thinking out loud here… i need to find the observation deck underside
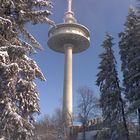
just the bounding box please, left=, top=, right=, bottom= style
left=48, top=23, right=90, bottom=53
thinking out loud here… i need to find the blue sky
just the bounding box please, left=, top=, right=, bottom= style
left=27, top=0, right=136, bottom=118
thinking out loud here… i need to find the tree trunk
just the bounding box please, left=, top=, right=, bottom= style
left=138, top=109, right=140, bottom=126
left=120, top=97, right=130, bottom=140
left=138, top=108, right=140, bottom=135
left=83, top=124, right=86, bottom=140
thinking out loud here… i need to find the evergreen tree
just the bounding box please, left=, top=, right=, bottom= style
left=0, top=0, right=54, bottom=139
left=96, top=33, right=129, bottom=140
left=119, top=7, right=140, bottom=127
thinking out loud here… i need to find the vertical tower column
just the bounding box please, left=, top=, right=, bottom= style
left=63, top=44, right=73, bottom=126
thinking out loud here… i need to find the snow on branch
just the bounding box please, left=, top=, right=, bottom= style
left=18, top=39, right=36, bottom=53
left=27, top=10, right=52, bottom=17
left=20, top=27, right=42, bottom=49
left=31, top=15, right=55, bottom=25
left=127, top=100, right=140, bottom=114
left=0, top=17, right=12, bottom=25
left=33, top=0, right=53, bottom=8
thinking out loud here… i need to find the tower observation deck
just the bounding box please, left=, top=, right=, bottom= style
left=48, top=0, right=90, bottom=126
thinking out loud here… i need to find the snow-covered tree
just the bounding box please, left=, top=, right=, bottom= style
left=119, top=7, right=140, bottom=127
left=96, top=33, right=129, bottom=140
left=0, top=0, right=54, bottom=139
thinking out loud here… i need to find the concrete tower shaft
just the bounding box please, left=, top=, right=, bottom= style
left=63, top=44, right=73, bottom=125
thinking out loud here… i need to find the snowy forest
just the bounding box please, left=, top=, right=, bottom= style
left=0, top=0, right=140, bottom=140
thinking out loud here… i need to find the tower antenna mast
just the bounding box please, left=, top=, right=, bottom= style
left=68, top=0, right=72, bottom=12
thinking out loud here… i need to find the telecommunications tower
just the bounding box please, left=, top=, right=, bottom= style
left=48, top=0, right=90, bottom=126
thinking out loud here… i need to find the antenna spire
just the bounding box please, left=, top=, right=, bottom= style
left=68, top=0, right=72, bottom=12
left=64, top=0, right=76, bottom=23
